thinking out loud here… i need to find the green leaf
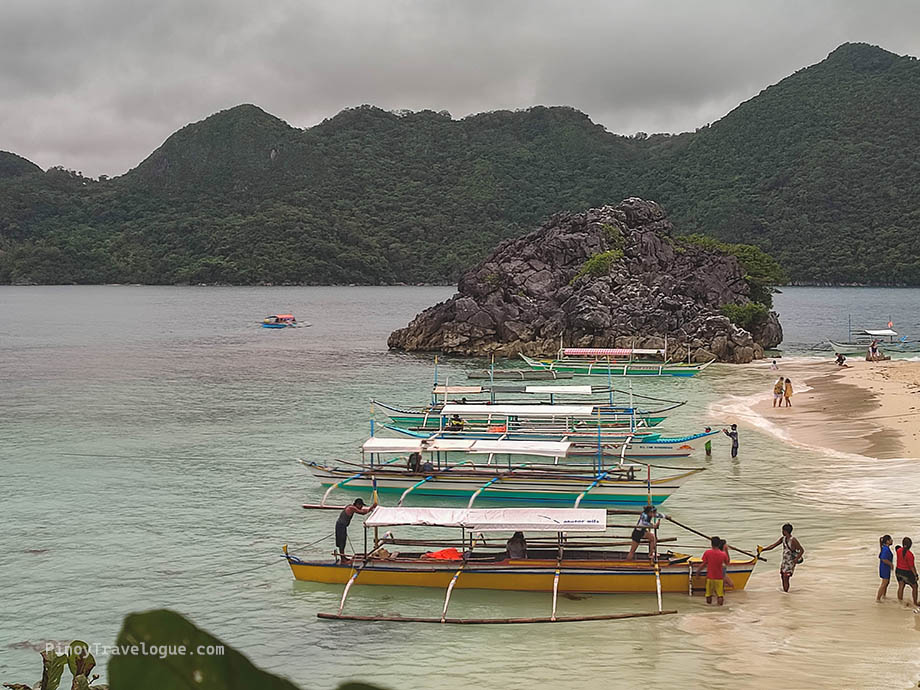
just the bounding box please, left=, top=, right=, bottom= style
left=71, top=676, right=91, bottom=690
left=40, top=649, right=68, bottom=690
left=108, top=610, right=301, bottom=690
left=66, top=641, right=94, bottom=679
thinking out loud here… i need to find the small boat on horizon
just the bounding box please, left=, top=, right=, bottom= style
left=261, top=314, right=304, bottom=328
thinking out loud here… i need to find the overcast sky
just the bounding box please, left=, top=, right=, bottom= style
left=2, top=0, right=919, bottom=177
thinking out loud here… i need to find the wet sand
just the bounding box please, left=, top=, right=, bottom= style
left=745, top=358, right=920, bottom=459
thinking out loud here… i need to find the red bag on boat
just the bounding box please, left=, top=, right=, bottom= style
left=421, top=548, right=463, bottom=560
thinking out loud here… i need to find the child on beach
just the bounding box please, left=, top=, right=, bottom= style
left=877, top=535, right=894, bottom=602
left=696, top=536, right=731, bottom=605
left=895, top=537, right=919, bottom=608
left=773, top=377, right=784, bottom=407
left=720, top=538, right=735, bottom=590
left=783, top=378, right=793, bottom=407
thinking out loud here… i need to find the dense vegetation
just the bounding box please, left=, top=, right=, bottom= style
left=1, top=42, right=919, bottom=285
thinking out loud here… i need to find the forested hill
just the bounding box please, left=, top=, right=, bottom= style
left=2, top=42, right=919, bottom=285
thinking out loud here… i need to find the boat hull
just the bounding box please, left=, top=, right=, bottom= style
left=287, top=557, right=754, bottom=593
left=309, top=465, right=701, bottom=505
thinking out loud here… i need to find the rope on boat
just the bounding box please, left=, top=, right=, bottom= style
left=212, top=533, right=336, bottom=578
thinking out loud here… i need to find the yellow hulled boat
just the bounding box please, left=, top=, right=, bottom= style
left=285, top=506, right=759, bottom=623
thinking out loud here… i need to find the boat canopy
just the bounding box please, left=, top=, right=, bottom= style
left=440, top=403, right=596, bottom=417
left=432, top=385, right=484, bottom=394
left=522, top=385, right=594, bottom=395
left=361, top=437, right=571, bottom=457
left=562, top=348, right=664, bottom=357
left=862, top=329, right=897, bottom=337
left=365, top=506, right=606, bottom=532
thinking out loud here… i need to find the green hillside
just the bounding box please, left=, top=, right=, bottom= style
left=2, top=42, right=919, bottom=285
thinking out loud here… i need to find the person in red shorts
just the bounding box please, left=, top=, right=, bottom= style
left=696, top=536, right=731, bottom=605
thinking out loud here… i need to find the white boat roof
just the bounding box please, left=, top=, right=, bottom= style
left=522, top=385, right=594, bottom=395
left=862, top=329, right=898, bottom=337
left=361, top=437, right=570, bottom=457
left=440, top=403, right=596, bottom=417
left=432, top=385, right=484, bottom=394
left=562, top=347, right=664, bottom=356
left=365, top=506, right=607, bottom=532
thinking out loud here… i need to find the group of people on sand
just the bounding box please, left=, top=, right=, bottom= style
left=878, top=535, right=919, bottom=608
left=772, top=376, right=794, bottom=407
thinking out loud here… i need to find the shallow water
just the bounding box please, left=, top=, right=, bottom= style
left=1, top=286, right=918, bottom=690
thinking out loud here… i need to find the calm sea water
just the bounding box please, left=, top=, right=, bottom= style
left=1, top=286, right=918, bottom=690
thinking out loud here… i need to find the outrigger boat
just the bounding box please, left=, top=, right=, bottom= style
left=375, top=385, right=685, bottom=431
left=261, top=314, right=301, bottom=328
left=520, top=348, right=715, bottom=377
left=377, top=401, right=671, bottom=431
left=826, top=329, right=920, bottom=355
left=284, top=506, right=761, bottom=624
left=304, top=437, right=705, bottom=506
left=388, top=423, right=717, bottom=458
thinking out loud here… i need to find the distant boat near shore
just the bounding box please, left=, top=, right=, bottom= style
left=261, top=314, right=309, bottom=328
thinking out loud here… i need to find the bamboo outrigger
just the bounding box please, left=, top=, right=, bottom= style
left=285, top=507, right=760, bottom=624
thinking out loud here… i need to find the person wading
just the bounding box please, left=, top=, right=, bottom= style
left=760, top=523, right=804, bottom=592
left=335, top=498, right=375, bottom=563
left=722, top=424, right=739, bottom=458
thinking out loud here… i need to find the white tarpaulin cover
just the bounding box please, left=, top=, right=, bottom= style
left=362, top=437, right=570, bottom=457
left=432, top=385, right=483, bottom=394
left=466, top=440, right=571, bottom=457
left=522, top=385, right=594, bottom=395
left=440, top=404, right=596, bottom=417
left=362, top=438, right=476, bottom=454
left=863, top=329, right=898, bottom=337
left=365, top=506, right=606, bottom=532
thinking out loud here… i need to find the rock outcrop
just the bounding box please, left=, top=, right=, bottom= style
left=388, top=198, right=782, bottom=363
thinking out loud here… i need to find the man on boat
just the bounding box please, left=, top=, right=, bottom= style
left=696, top=536, right=731, bottom=605
left=506, top=532, right=527, bottom=559
left=335, top=498, right=375, bottom=563
left=627, top=505, right=662, bottom=560
left=722, top=424, right=739, bottom=457
left=447, top=414, right=464, bottom=431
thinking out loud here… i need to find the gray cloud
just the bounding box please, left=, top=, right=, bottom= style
left=2, top=0, right=920, bottom=177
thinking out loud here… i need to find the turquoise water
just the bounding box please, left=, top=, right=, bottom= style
left=1, top=286, right=919, bottom=689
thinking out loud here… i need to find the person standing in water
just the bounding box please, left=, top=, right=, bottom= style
left=722, top=424, right=739, bottom=457
left=877, top=534, right=894, bottom=602
left=895, top=537, right=919, bottom=608
left=760, top=523, right=804, bottom=592
left=335, top=498, right=375, bottom=563
left=772, top=377, right=785, bottom=408
left=696, top=536, right=731, bottom=605
left=783, top=378, right=794, bottom=407
left=704, top=427, right=712, bottom=458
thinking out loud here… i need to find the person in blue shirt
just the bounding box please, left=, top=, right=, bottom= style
left=877, top=534, right=894, bottom=602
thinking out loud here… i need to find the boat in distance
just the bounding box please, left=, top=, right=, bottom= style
left=520, top=349, right=714, bottom=377
left=261, top=314, right=303, bottom=328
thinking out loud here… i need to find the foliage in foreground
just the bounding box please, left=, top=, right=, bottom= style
left=4, top=610, right=381, bottom=690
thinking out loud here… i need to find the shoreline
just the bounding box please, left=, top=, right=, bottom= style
left=728, top=357, right=920, bottom=459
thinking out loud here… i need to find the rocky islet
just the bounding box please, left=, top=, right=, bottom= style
left=388, top=198, right=782, bottom=363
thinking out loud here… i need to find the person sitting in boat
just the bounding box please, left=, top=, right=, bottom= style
left=420, top=458, right=434, bottom=473
left=335, top=498, right=375, bottom=563
left=407, top=452, right=422, bottom=472
left=446, top=414, right=464, bottom=431
left=626, top=505, right=662, bottom=560
left=506, top=531, right=527, bottom=559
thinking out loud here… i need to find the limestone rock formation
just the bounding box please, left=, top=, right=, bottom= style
left=388, top=198, right=782, bottom=363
